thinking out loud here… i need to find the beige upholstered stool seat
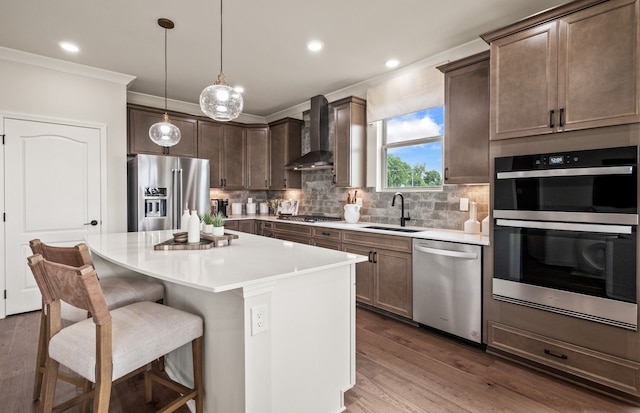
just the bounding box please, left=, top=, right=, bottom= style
left=61, top=277, right=165, bottom=324
left=50, top=301, right=202, bottom=382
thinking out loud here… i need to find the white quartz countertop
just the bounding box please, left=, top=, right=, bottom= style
left=85, top=230, right=367, bottom=293
left=226, top=215, right=490, bottom=246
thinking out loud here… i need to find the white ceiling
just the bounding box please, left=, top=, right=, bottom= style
left=0, top=0, right=570, bottom=119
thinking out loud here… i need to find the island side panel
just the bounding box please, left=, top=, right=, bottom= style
left=269, top=264, right=354, bottom=413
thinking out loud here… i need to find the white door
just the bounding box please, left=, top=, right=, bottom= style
left=4, top=117, right=102, bottom=315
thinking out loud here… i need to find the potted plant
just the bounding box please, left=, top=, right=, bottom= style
left=202, top=212, right=215, bottom=234
left=211, top=212, right=225, bottom=236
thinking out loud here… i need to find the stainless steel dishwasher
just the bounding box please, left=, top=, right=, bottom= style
left=412, top=238, right=482, bottom=343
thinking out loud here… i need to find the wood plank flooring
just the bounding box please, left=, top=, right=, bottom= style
left=1, top=307, right=639, bottom=412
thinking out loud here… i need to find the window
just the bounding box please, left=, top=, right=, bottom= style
left=382, top=106, right=443, bottom=190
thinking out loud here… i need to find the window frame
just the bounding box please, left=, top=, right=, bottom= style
left=380, top=107, right=444, bottom=192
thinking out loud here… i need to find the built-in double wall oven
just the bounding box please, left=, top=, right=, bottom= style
left=493, top=146, right=638, bottom=330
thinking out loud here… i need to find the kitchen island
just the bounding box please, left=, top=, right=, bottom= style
left=85, top=230, right=367, bottom=413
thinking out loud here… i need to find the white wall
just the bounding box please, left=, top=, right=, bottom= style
left=0, top=48, right=134, bottom=233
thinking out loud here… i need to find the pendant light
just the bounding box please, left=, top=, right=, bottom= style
left=199, top=0, right=244, bottom=121
left=149, top=18, right=181, bottom=147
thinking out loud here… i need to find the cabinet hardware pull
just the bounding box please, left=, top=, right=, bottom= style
left=321, top=232, right=331, bottom=236
left=549, top=109, right=555, bottom=128
left=373, top=251, right=378, bottom=264
left=559, top=108, right=565, bottom=127
left=368, top=251, right=373, bottom=262
left=544, top=348, right=568, bottom=360
left=283, top=178, right=287, bottom=188
left=444, top=168, right=449, bottom=180
left=220, top=178, right=224, bottom=187
left=332, top=174, right=336, bottom=184
left=265, top=179, right=268, bottom=187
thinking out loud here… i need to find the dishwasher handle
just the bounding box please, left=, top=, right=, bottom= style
left=414, top=244, right=478, bottom=260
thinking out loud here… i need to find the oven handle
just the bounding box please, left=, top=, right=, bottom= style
left=496, top=165, right=634, bottom=180
left=496, top=219, right=633, bottom=234
left=414, top=244, right=478, bottom=260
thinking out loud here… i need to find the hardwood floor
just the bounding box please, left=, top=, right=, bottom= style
left=1, top=307, right=639, bottom=412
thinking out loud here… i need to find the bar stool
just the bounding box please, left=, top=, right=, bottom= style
left=27, top=253, right=203, bottom=413
left=29, top=239, right=165, bottom=400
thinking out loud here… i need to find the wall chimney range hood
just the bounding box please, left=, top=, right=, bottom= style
left=285, top=95, right=333, bottom=170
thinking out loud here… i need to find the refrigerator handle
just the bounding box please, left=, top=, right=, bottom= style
left=173, top=168, right=183, bottom=230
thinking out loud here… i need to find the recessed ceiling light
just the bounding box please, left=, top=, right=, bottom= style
left=59, top=41, right=80, bottom=53
left=385, top=59, right=399, bottom=68
left=307, top=40, right=324, bottom=52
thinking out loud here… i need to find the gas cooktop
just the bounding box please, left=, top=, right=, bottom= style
left=277, top=214, right=342, bottom=223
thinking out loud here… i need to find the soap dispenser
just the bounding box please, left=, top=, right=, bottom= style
left=464, top=202, right=480, bottom=234
left=188, top=209, right=200, bottom=243
left=181, top=204, right=190, bottom=231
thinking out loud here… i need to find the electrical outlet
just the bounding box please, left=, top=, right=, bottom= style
left=251, top=305, right=268, bottom=336
left=459, top=197, right=469, bottom=212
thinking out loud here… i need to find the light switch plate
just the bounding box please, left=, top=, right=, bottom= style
left=460, top=198, right=469, bottom=212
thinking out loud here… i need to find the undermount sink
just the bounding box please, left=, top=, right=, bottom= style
left=363, top=225, right=423, bottom=233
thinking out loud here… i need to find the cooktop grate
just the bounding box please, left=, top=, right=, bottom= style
left=277, top=214, right=342, bottom=223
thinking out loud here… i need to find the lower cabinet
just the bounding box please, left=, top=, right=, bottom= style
left=488, top=322, right=640, bottom=396
left=272, top=222, right=312, bottom=244
left=224, top=219, right=255, bottom=234
left=342, top=231, right=413, bottom=319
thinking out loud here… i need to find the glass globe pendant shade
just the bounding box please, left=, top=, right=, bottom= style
left=200, top=72, right=244, bottom=121
left=149, top=113, right=181, bottom=147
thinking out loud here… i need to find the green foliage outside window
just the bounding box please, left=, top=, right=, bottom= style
left=387, top=154, right=442, bottom=188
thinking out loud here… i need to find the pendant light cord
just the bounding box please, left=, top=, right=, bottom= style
left=219, top=0, right=223, bottom=74
left=164, top=27, right=168, bottom=112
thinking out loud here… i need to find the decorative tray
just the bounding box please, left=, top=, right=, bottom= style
left=153, top=232, right=239, bottom=250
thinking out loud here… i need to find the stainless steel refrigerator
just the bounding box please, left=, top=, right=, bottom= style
left=128, top=154, right=210, bottom=231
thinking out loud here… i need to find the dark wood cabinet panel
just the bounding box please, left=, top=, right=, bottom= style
left=198, top=120, right=245, bottom=189
left=269, top=118, right=302, bottom=190
left=438, top=51, right=490, bottom=184
left=343, top=230, right=412, bottom=318
left=128, top=106, right=198, bottom=157
left=246, top=126, right=269, bottom=190
left=489, top=23, right=558, bottom=139
left=332, top=97, right=366, bottom=188
left=484, top=0, right=640, bottom=140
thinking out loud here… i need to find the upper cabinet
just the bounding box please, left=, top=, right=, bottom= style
left=332, top=97, right=366, bottom=188
left=198, top=120, right=246, bottom=190
left=437, top=51, right=490, bottom=184
left=482, top=0, right=640, bottom=140
left=128, top=105, right=198, bottom=157
left=245, top=125, right=270, bottom=190
left=269, top=118, right=303, bottom=190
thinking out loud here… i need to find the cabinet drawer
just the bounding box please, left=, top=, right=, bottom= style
left=273, top=222, right=312, bottom=236
left=488, top=322, right=640, bottom=395
left=342, top=230, right=412, bottom=253
left=312, top=227, right=342, bottom=241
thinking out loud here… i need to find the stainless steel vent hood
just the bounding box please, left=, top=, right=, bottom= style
left=285, top=95, right=333, bottom=170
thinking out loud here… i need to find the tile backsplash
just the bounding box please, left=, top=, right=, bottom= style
left=211, top=169, right=489, bottom=231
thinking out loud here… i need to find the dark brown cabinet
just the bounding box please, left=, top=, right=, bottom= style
left=483, top=0, right=640, bottom=140
left=332, top=97, right=366, bottom=188
left=127, top=105, right=198, bottom=157
left=269, top=118, right=302, bottom=190
left=245, top=126, right=270, bottom=190
left=342, top=230, right=412, bottom=319
left=198, top=121, right=246, bottom=189
left=437, top=51, right=490, bottom=184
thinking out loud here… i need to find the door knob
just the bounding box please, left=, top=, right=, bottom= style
left=84, top=220, right=99, bottom=226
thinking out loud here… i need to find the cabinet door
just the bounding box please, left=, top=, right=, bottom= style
left=238, top=220, right=255, bottom=234
left=558, top=0, right=640, bottom=131
left=269, top=120, right=302, bottom=190
left=197, top=121, right=223, bottom=187
left=333, top=98, right=366, bottom=188
left=343, top=243, right=374, bottom=305
left=222, top=124, right=246, bottom=189
left=441, top=53, right=490, bottom=184
left=490, top=22, right=558, bottom=140
left=374, top=248, right=413, bottom=318
left=246, top=126, right=269, bottom=190
left=128, top=106, right=198, bottom=156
